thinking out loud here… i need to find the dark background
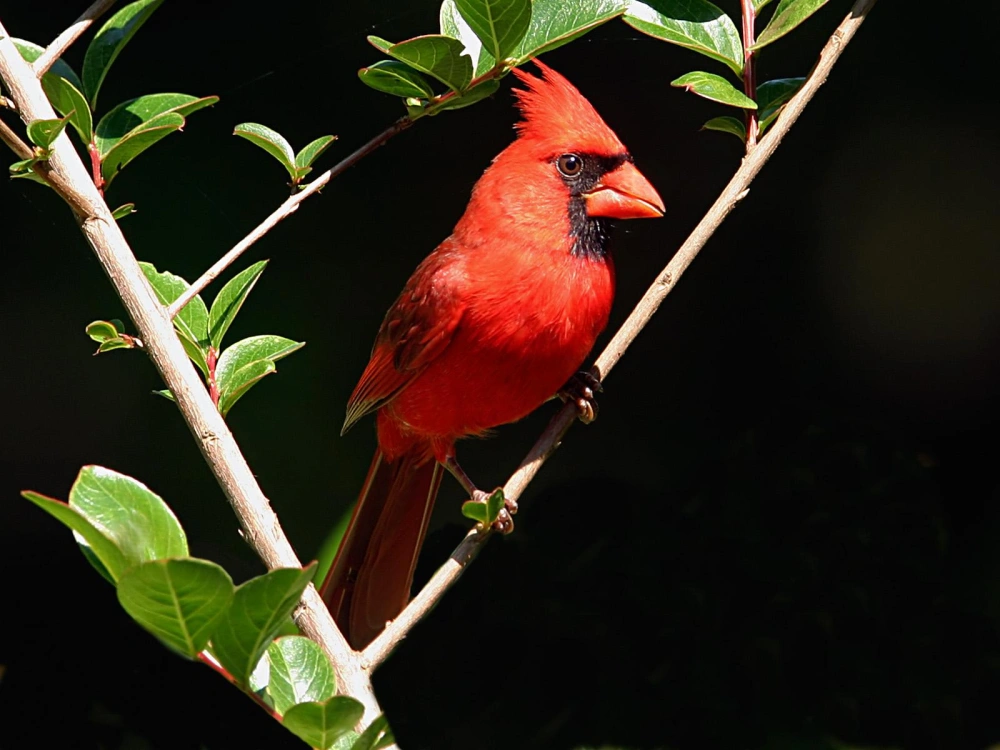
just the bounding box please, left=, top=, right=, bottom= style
left=2, top=1, right=999, bottom=748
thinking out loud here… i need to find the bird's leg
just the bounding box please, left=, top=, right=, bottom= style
left=558, top=371, right=603, bottom=424
left=443, top=455, right=517, bottom=533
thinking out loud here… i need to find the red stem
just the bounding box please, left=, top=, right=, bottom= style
left=740, top=0, right=758, bottom=149
left=207, top=346, right=220, bottom=406
left=198, top=651, right=280, bottom=721
left=87, top=138, right=104, bottom=194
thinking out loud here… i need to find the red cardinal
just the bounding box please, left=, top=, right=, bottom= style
left=320, top=60, right=664, bottom=648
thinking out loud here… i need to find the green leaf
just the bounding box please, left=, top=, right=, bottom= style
left=485, top=489, right=505, bottom=523
left=13, top=39, right=84, bottom=93
left=461, top=500, right=488, bottom=524
left=82, top=0, right=167, bottom=107
left=510, top=0, right=629, bottom=63
left=211, top=564, right=317, bottom=686
left=753, top=0, right=774, bottom=10
left=623, top=0, right=743, bottom=76
left=101, top=111, right=184, bottom=185
left=429, top=78, right=501, bottom=114
left=440, top=0, right=496, bottom=76
left=756, top=76, right=805, bottom=131
left=752, top=0, right=830, bottom=50
left=455, top=0, right=532, bottom=62
left=671, top=71, right=757, bottom=108
left=233, top=123, right=297, bottom=180
left=207, top=261, right=268, bottom=351
left=98, top=338, right=133, bottom=353
left=9, top=158, right=39, bottom=175
left=95, top=93, right=218, bottom=157
left=86, top=320, right=121, bottom=342
left=702, top=115, right=745, bottom=139
left=111, top=202, right=136, bottom=220
left=26, top=115, right=70, bottom=150
left=215, top=335, right=304, bottom=417
left=22, top=490, right=128, bottom=582
left=332, top=732, right=361, bottom=750
left=295, top=136, right=337, bottom=171
left=351, top=715, right=394, bottom=750
left=69, top=465, right=189, bottom=568
left=153, top=389, right=176, bottom=402
left=372, top=35, right=473, bottom=93
left=359, top=61, right=437, bottom=99
left=117, top=559, right=234, bottom=657
left=139, top=261, right=210, bottom=376
left=40, top=75, right=93, bottom=144
left=265, top=636, right=336, bottom=715
left=282, top=696, right=364, bottom=749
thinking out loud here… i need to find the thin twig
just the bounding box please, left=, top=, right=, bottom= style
left=360, top=0, right=879, bottom=671
left=167, top=118, right=411, bottom=319
left=33, top=0, right=117, bottom=77
left=0, top=18, right=381, bottom=726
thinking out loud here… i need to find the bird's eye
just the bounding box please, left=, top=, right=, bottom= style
left=557, top=153, right=583, bottom=178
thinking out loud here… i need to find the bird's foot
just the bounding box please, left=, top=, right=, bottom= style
left=471, top=488, right=517, bottom=534
left=558, top=371, right=603, bottom=424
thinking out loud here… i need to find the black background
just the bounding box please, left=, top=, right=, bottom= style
left=3, top=1, right=1000, bottom=749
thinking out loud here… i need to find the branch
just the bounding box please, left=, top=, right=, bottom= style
left=0, top=116, right=32, bottom=159
left=360, top=0, right=879, bottom=671
left=167, top=118, right=411, bottom=319
left=0, top=16, right=381, bottom=725
left=32, top=0, right=117, bottom=77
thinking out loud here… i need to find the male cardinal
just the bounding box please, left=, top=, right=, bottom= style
left=320, top=60, right=664, bottom=648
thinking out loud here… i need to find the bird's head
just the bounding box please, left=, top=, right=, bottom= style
left=457, top=60, right=663, bottom=260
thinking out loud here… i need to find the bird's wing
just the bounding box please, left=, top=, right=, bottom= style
left=342, top=248, right=466, bottom=434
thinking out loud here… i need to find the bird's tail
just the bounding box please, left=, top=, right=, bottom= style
left=319, top=447, right=443, bottom=649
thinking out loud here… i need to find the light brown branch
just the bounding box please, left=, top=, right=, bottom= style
left=359, top=0, right=879, bottom=671
left=0, top=116, right=32, bottom=159
left=167, top=119, right=410, bottom=319
left=33, top=0, right=117, bottom=77
left=0, top=17, right=380, bottom=725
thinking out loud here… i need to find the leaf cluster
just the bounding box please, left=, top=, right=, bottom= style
left=622, top=0, right=827, bottom=139
left=22, top=467, right=392, bottom=749
left=10, top=0, right=217, bottom=204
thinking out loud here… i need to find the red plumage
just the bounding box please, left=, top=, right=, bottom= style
left=321, top=60, right=663, bottom=648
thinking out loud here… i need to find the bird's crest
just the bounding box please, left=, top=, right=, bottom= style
left=511, top=59, right=625, bottom=156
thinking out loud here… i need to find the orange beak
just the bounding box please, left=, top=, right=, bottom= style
left=583, top=161, right=664, bottom=220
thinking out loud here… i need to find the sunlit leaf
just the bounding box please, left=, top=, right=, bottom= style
left=111, top=202, right=137, bottom=220
left=82, top=0, right=167, bottom=107
left=22, top=490, right=128, bottom=582
left=26, top=115, right=70, bottom=150
left=282, top=696, right=364, bottom=749
left=69, top=465, right=189, bottom=567
left=265, top=636, right=336, bottom=715
left=233, top=122, right=297, bottom=180
left=350, top=715, right=395, bottom=750
left=440, top=0, right=495, bottom=76
left=13, top=39, right=84, bottom=92
left=510, top=0, right=629, bottom=63
left=752, top=0, right=830, bottom=50
left=95, top=93, right=218, bottom=156
left=671, top=71, right=757, bottom=108
left=429, top=79, right=500, bottom=113
left=455, top=0, right=532, bottom=62
left=371, top=35, right=473, bottom=93
left=624, top=0, right=743, bottom=75
left=41, top=75, right=92, bottom=143
left=118, top=559, right=233, bottom=657
left=101, top=112, right=184, bottom=185
left=211, top=564, right=317, bottom=686
left=359, top=61, right=437, bottom=99
left=215, top=335, right=304, bottom=417
left=207, top=261, right=267, bottom=351
left=295, top=136, right=337, bottom=170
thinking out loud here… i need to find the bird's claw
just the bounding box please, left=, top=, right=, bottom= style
left=558, top=371, right=603, bottom=424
